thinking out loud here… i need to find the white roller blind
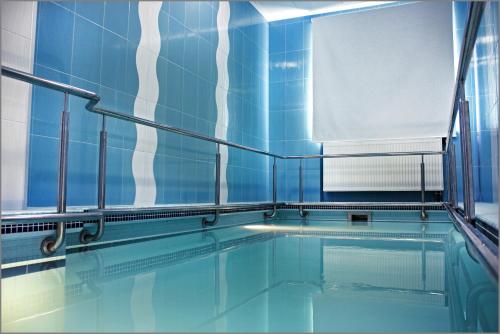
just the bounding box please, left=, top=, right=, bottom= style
left=312, top=2, right=454, bottom=142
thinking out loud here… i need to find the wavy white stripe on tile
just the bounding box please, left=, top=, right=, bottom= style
left=132, top=2, right=162, bottom=207
left=215, top=2, right=230, bottom=203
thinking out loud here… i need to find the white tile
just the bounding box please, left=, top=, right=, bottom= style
left=1, top=119, right=27, bottom=210
left=1, top=1, right=35, bottom=39
left=132, top=150, right=156, bottom=206
left=1, top=29, right=32, bottom=70
left=138, top=2, right=162, bottom=54
left=134, top=124, right=157, bottom=153
left=1, top=76, right=30, bottom=123
left=133, top=96, right=148, bottom=119
left=0, top=1, right=35, bottom=212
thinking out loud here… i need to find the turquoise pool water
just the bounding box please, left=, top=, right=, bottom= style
left=2, top=218, right=498, bottom=332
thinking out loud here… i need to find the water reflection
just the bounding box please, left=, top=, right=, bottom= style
left=2, top=224, right=498, bottom=332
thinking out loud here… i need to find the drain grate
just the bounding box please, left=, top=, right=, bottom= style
left=348, top=212, right=371, bottom=226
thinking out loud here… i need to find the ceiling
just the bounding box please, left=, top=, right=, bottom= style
left=251, top=1, right=392, bottom=22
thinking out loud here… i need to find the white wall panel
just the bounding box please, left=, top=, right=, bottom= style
left=1, top=1, right=37, bottom=210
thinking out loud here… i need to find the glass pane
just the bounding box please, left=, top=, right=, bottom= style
left=466, top=2, right=499, bottom=228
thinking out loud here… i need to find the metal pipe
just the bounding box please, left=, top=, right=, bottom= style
left=0, top=67, right=449, bottom=161
left=459, top=99, right=475, bottom=223
left=57, top=97, right=69, bottom=214
left=1, top=211, right=103, bottom=223
left=265, top=157, right=277, bottom=219
left=92, top=107, right=283, bottom=159
left=445, top=2, right=485, bottom=152
left=421, top=223, right=427, bottom=290
left=420, top=155, right=428, bottom=220
left=97, top=116, right=107, bottom=210
left=80, top=116, right=107, bottom=243
left=1, top=66, right=282, bottom=159
left=299, top=159, right=308, bottom=218
left=450, top=151, right=452, bottom=207
left=88, top=202, right=281, bottom=214
left=285, top=151, right=444, bottom=160
left=91, top=108, right=443, bottom=161
left=2, top=66, right=99, bottom=101
left=445, top=203, right=497, bottom=280
left=203, top=144, right=221, bottom=227
left=41, top=93, right=69, bottom=256
left=449, top=143, right=457, bottom=208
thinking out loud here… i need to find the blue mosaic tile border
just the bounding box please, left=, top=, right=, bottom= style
left=1, top=221, right=92, bottom=234
left=2, top=258, right=66, bottom=278
left=1, top=205, right=274, bottom=235
left=1, top=203, right=445, bottom=236
left=104, top=205, right=274, bottom=222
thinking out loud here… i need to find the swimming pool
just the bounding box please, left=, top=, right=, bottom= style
left=1, top=212, right=498, bottom=332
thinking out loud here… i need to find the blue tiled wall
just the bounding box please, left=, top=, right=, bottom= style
left=26, top=1, right=485, bottom=208
left=29, top=1, right=138, bottom=207
left=27, top=1, right=269, bottom=207
left=268, top=18, right=321, bottom=202
left=451, top=1, right=498, bottom=211
left=226, top=2, right=270, bottom=203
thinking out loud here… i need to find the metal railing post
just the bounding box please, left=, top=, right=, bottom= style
left=80, top=115, right=107, bottom=243
left=264, top=157, right=277, bottom=218
left=299, top=159, right=308, bottom=217
left=41, top=93, right=69, bottom=255
left=420, top=155, right=428, bottom=220
left=449, top=142, right=457, bottom=208
left=203, top=143, right=221, bottom=226
left=459, top=99, right=475, bottom=223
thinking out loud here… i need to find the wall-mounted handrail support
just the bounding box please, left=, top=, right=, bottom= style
left=449, top=142, right=457, bottom=208
left=203, top=144, right=221, bottom=227
left=298, top=159, right=308, bottom=218
left=41, top=93, right=69, bottom=256
left=80, top=115, right=107, bottom=243
left=459, top=99, right=475, bottom=223
left=265, top=157, right=277, bottom=219
left=420, top=155, right=428, bottom=220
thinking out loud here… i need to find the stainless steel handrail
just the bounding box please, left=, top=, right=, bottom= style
left=458, top=100, right=475, bottom=222
left=444, top=2, right=485, bottom=152
left=298, top=159, right=308, bottom=218
left=1, top=66, right=445, bottom=162
left=1, top=211, right=103, bottom=223
left=448, top=142, right=457, bottom=208
left=285, top=151, right=444, bottom=159
left=202, top=143, right=221, bottom=226
left=444, top=2, right=484, bottom=223
left=420, top=155, right=428, bottom=220
left=264, top=157, right=278, bottom=219
left=445, top=203, right=498, bottom=280
left=0, top=64, right=445, bottom=254
left=1, top=66, right=99, bottom=101
left=90, top=106, right=284, bottom=159
left=40, top=92, right=70, bottom=255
